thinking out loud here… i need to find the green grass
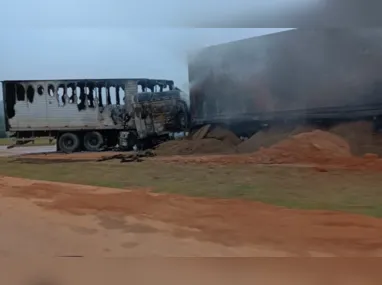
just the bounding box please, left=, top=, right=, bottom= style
left=1, top=157, right=382, bottom=217
left=0, top=137, right=53, bottom=146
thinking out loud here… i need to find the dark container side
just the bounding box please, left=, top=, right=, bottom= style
left=1, top=82, right=10, bottom=132
left=188, top=29, right=382, bottom=125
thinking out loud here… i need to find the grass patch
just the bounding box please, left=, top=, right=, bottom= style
left=1, top=158, right=382, bottom=217
left=0, top=137, right=53, bottom=147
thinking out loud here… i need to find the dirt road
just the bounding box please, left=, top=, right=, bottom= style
left=0, top=176, right=291, bottom=257
left=0, top=146, right=55, bottom=157
left=1, top=176, right=382, bottom=257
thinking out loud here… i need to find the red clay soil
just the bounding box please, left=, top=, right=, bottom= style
left=2, top=176, right=382, bottom=256
left=237, top=125, right=316, bottom=153
left=160, top=130, right=382, bottom=171
left=154, top=138, right=237, bottom=156
left=250, top=130, right=352, bottom=164
left=15, top=126, right=382, bottom=171
left=155, top=126, right=240, bottom=156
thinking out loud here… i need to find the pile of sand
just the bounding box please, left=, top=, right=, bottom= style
left=237, top=125, right=316, bottom=153
left=250, top=130, right=352, bottom=164
left=155, top=126, right=240, bottom=156
left=158, top=125, right=382, bottom=171
left=160, top=130, right=356, bottom=166
left=205, top=126, right=242, bottom=146
left=155, top=121, right=382, bottom=160
left=237, top=121, right=382, bottom=157
left=154, top=138, right=237, bottom=156
left=329, top=121, right=382, bottom=156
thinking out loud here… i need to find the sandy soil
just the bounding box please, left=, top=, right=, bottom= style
left=15, top=130, right=382, bottom=172
left=1, top=176, right=382, bottom=257
left=0, top=176, right=291, bottom=257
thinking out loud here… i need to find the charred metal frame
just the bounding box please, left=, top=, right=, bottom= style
left=2, top=78, right=175, bottom=133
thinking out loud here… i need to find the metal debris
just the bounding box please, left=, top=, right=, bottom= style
left=96, top=150, right=156, bottom=163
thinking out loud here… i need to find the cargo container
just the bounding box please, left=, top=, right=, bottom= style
left=188, top=29, right=382, bottom=135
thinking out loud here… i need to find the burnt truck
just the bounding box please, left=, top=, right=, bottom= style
left=5, top=29, right=382, bottom=153
left=2, top=78, right=189, bottom=152
left=188, top=29, right=382, bottom=136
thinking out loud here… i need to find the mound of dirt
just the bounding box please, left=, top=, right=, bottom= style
left=159, top=129, right=382, bottom=171
left=156, top=125, right=241, bottom=156
left=205, top=126, right=242, bottom=146
left=155, top=138, right=237, bottom=156
left=251, top=130, right=351, bottom=164
left=191, top=124, right=211, bottom=140
left=160, top=130, right=356, bottom=166
left=329, top=121, right=382, bottom=156
left=237, top=125, right=316, bottom=153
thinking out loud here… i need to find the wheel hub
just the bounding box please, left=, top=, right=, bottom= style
left=65, top=139, right=74, bottom=146
left=90, top=137, right=98, bottom=146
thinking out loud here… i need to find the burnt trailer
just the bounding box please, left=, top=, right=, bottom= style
left=188, top=29, right=382, bottom=135
left=2, top=78, right=189, bottom=152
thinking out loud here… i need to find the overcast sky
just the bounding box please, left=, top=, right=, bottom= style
left=0, top=28, right=291, bottom=87
left=0, top=0, right=294, bottom=99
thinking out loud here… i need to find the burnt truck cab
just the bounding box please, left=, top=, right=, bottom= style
left=2, top=78, right=189, bottom=152
left=132, top=83, right=189, bottom=133
left=126, top=82, right=190, bottom=149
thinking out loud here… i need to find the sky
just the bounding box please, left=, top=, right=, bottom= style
left=0, top=0, right=294, bottom=99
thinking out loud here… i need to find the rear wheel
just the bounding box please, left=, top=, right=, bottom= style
left=83, top=131, right=104, bottom=151
left=58, top=132, right=80, bottom=153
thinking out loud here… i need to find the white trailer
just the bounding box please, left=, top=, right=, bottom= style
left=2, top=78, right=189, bottom=153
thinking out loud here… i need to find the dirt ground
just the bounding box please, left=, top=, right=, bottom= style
left=0, top=176, right=291, bottom=257
left=18, top=129, right=382, bottom=173
left=0, top=145, right=55, bottom=157
left=18, top=150, right=125, bottom=162
left=1, top=175, right=382, bottom=257
left=2, top=125, right=382, bottom=259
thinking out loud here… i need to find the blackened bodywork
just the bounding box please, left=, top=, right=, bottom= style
left=2, top=78, right=188, bottom=141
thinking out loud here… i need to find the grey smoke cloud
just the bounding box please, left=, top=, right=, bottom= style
left=188, top=28, right=382, bottom=122
left=0, top=27, right=290, bottom=103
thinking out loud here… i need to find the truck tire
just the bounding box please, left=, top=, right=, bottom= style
left=83, top=131, right=104, bottom=152
left=58, top=132, right=80, bottom=153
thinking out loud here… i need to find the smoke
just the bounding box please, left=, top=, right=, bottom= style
left=142, top=28, right=292, bottom=94
left=177, top=0, right=325, bottom=28
left=187, top=30, right=281, bottom=93
left=188, top=28, right=382, bottom=123
left=176, top=0, right=382, bottom=28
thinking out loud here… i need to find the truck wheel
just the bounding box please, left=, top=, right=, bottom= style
left=58, top=132, right=80, bottom=153
left=83, top=131, right=104, bottom=152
